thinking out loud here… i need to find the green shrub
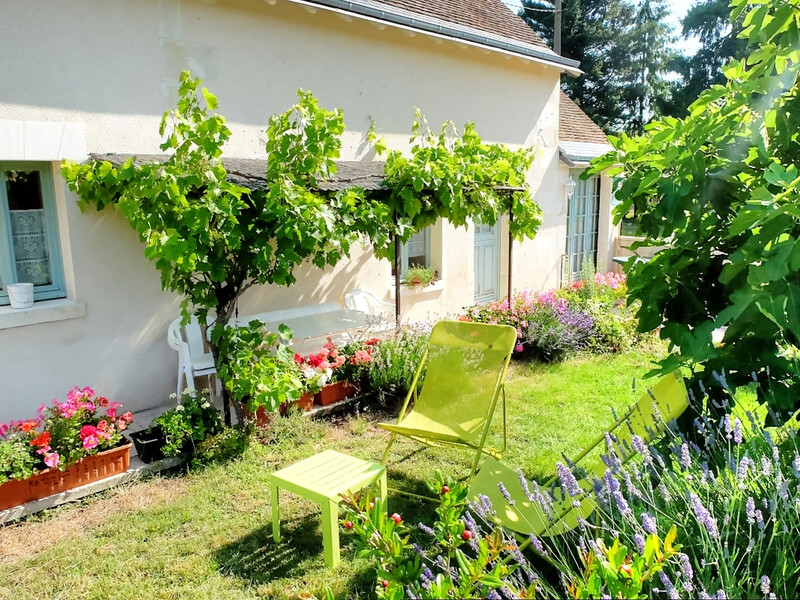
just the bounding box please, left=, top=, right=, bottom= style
left=151, top=389, right=223, bottom=457
left=192, top=427, right=249, bottom=466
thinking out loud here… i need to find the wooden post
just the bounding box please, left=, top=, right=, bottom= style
left=507, top=205, right=514, bottom=302
left=394, top=213, right=401, bottom=328
left=554, top=0, right=562, bottom=55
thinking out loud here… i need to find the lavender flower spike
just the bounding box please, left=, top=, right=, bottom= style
left=690, top=493, right=719, bottom=539
left=516, top=468, right=532, bottom=499
left=678, top=443, right=691, bottom=469
left=746, top=497, right=756, bottom=524
left=498, top=482, right=515, bottom=506
left=556, top=462, right=582, bottom=497
left=642, top=512, right=657, bottom=535
left=760, top=575, right=771, bottom=595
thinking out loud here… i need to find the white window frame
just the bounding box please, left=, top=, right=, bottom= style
left=0, top=162, right=67, bottom=305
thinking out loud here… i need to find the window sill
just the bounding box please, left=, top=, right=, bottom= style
left=388, top=279, right=445, bottom=300
left=0, top=299, right=87, bottom=330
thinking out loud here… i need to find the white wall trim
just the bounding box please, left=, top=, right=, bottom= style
left=0, top=299, right=87, bottom=330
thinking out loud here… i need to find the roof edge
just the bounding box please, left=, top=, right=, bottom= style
left=290, top=0, right=582, bottom=75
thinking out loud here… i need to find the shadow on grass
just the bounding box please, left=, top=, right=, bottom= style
left=215, top=518, right=321, bottom=584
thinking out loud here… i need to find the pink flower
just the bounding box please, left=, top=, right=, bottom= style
left=116, top=419, right=128, bottom=431
left=82, top=434, right=99, bottom=450
left=44, top=452, right=60, bottom=468
left=121, top=411, right=133, bottom=423
left=515, top=343, right=524, bottom=353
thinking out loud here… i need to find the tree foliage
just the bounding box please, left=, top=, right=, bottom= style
left=663, top=0, right=750, bottom=116
left=62, top=72, right=540, bottom=418
left=589, top=0, right=800, bottom=415
left=520, top=0, right=674, bottom=134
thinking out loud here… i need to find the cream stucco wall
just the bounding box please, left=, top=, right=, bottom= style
left=0, top=0, right=589, bottom=421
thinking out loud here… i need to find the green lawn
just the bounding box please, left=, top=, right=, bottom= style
left=0, top=349, right=663, bottom=600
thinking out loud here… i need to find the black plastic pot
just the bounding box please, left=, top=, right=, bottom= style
left=130, top=426, right=168, bottom=464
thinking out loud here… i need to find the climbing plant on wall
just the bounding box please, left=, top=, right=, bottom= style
left=62, top=71, right=540, bottom=422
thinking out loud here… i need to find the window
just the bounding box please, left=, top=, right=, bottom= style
left=399, top=227, right=430, bottom=275
left=0, top=163, right=66, bottom=305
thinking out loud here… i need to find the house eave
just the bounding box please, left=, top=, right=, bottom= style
left=288, top=0, right=582, bottom=76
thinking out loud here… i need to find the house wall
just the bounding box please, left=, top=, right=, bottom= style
left=0, top=0, right=593, bottom=421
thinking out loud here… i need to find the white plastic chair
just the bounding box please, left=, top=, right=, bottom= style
left=167, top=316, right=221, bottom=399
left=343, top=289, right=395, bottom=334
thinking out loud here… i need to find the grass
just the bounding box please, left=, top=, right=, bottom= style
left=0, top=348, right=664, bottom=599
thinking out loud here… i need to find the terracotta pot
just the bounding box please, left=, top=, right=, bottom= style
left=0, top=440, right=132, bottom=511
left=279, top=392, right=315, bottom=416
left=245, top=392, right=315, bottom=425
left=315, top=380, right=359, bottom=406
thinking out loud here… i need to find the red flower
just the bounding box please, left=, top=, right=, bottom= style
left=30, top=431, right=51, bottom=447
left=390, top=513, right=402, bottom=525
left=307, top=354, right=324, bottom=368
left=80, top=424, right=98, bottom=439
left=19, top=420, right=39, bottom=433
left=97, top=396, right=110, bottom=408
left=461, top=530, right=473, bottom=541
left=293, top=353, right=305, bottom=365
left=365, top=338, right=380, bottom=346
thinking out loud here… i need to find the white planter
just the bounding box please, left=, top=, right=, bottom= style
left=7, top=283, right=34, bottom=309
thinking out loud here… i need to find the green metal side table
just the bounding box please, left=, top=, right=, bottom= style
left=270, top=449, right=387, bottom=567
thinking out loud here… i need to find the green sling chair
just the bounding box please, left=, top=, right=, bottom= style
left=379, top=320, right=518, bottom=484
left=470, top=371, right=689, bottom=542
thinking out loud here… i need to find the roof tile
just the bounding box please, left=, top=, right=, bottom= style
left=559, top=91, right=608, bottom=145
left=374, top=0, right=548, bottom=49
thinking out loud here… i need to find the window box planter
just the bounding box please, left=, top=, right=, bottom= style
left=0, top=440, right=132, bottom=511
left=129, top=426, right=167, bottom=464
left=315, top=380, right=360, bottom=407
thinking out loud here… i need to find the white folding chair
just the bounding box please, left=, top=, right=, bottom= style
left=167, top=316, right=221, bottom=399
left=343, top=289, right=395, bottom=334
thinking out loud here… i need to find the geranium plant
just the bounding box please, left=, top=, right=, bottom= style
left=0, top=386, right=132, bottom=481
left=294, top=339, right=346, bottom=392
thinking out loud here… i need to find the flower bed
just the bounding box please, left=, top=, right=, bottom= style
left=461, top=271, right=641, bottom=361
left=0, top=386, right=133, bottom=509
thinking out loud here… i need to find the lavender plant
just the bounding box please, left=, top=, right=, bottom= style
left=475, top=389, right=800, bottom=598
left=345, top=381, right=800, bottom=598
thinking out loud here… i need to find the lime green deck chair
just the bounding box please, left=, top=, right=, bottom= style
left=379, top=320, right=518, bottom=483
left=470, top=371, right=689, bottom=541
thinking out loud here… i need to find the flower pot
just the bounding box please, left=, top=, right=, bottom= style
left=315, top=380, right=359, bottom=406
left=0, top=440, right=132, bottom=511
left=129, top=427, right=167, bottom=464
left=279, top=392, right=315, bottom=416
left=7, top=282, right=34, bottom=309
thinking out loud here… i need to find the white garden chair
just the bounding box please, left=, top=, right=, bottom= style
left=343, top=289, right=395, bottom=334
left=167, top=316, right=221, bottom=399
